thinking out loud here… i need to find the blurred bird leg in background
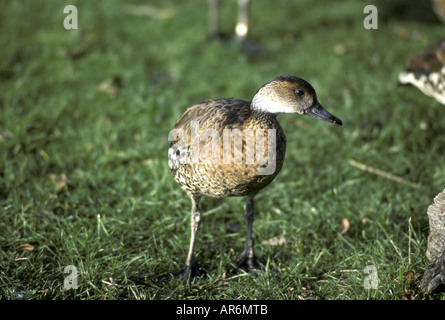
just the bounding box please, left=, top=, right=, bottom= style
left=207, top=0, right=250, bottom=44
left=235, top=0, right=249, bottom=44
left=208, top=0, right=220, bottom=38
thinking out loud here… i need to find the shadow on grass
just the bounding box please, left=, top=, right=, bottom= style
left=376, top=0, right=440, bottom=23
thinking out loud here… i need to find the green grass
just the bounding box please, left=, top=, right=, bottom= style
left=1, top=0, right=445, bottom=300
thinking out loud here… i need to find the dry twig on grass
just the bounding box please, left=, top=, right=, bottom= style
left=349, top=159, right=419, bottom=189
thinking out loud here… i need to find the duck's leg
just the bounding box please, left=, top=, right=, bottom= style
left=174, top=195, right=205, bottom=284
left=237, top=194, right=266, bottom=271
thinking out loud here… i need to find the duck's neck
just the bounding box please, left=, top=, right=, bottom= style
left=248, top=104, right=279, bottom=127
left=250, top=100, right=278, bottom=121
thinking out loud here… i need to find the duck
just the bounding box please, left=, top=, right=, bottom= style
left=167, top=75, right=342, bottom=283
left=398, top=40, right=445, bottom=105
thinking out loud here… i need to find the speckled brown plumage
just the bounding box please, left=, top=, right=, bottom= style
left=167, top=75, right=342, bottom=283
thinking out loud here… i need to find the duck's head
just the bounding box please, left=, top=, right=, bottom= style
left=251, top=75, right=342, bottom=126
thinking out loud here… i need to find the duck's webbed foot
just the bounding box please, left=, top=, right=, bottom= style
left=173, top=262, right=206, bottom=284
left=236, top=249, right=266, bottom=272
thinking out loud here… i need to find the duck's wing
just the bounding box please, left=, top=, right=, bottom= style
left=399, top=40, right=445, bottom=105
left=168, top=98, right=252, bottom=177
left=174, top=98, right=251, bottom=133
left=404, top=40, right=445, bottom=75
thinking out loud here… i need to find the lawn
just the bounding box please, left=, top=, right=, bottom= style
left=1, top=0, right=445, bottom=300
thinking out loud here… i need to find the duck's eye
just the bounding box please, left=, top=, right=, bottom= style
left=295, top=89, right=304, bottom=96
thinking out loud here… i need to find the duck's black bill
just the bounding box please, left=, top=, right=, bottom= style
left=305, top=102, right=342, bottom=126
